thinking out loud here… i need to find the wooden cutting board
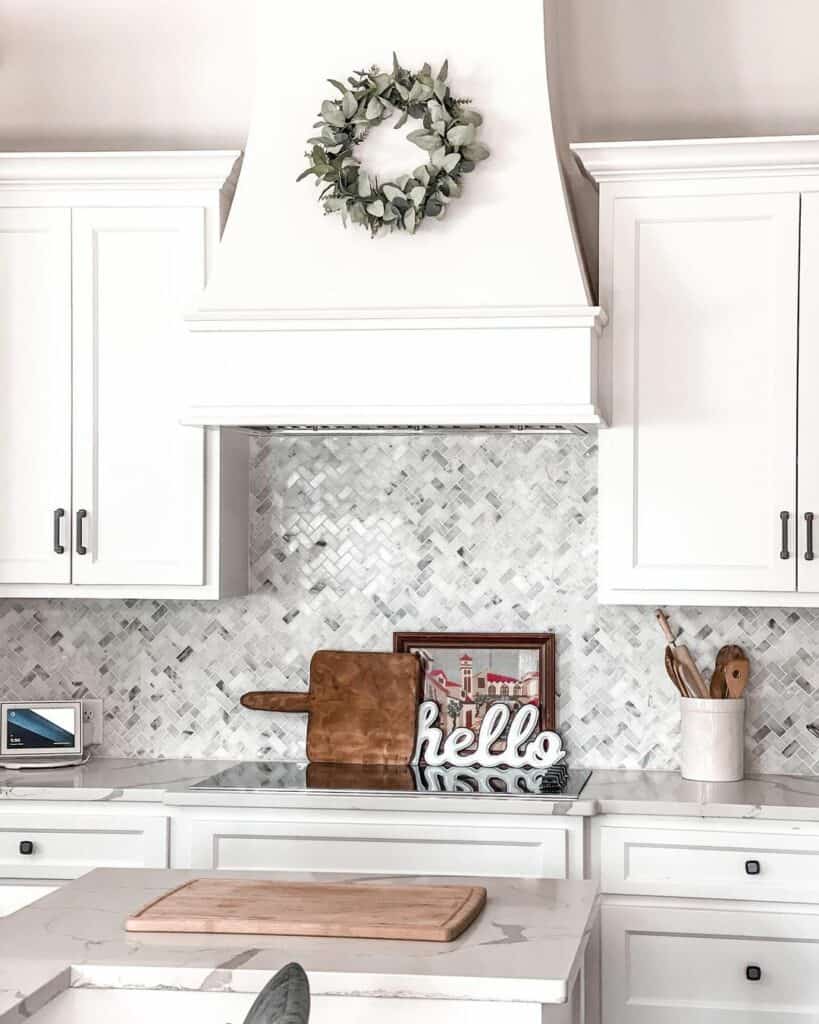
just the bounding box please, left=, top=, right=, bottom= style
left=241, top=650, right=423, bottom=765
left=126, top=878, right=486, bottom=942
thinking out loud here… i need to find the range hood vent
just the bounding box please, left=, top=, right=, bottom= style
left=181, top=0, right=606, bottom=432
left=236, top=423, right=588, bottom=437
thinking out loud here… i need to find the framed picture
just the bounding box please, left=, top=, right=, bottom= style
left=393, top=632, right=556, bottom=737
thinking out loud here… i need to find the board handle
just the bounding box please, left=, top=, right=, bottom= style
left=240, top=692, right=312, bottom=713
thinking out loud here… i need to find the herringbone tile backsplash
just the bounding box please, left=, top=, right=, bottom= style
left=1, top=434, right=818, bottom=774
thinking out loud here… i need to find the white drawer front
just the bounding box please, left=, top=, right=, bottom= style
left=0, top=813, right=168, bottom=879
left=188, top=818, right=571, bottom=878
left=601, top=822, right=819, bottom=903
left=603, top=902, right=819, bottom=1023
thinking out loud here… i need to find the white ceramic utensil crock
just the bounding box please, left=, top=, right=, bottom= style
left=680, top=696, right=745, bottom=782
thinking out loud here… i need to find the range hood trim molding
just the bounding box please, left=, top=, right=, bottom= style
left=186, top=304, right=606, bottom=333
left=182, top=403, right=604, bottom=429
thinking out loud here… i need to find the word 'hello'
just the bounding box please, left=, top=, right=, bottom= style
left=411, top=700, right=565, bottom=769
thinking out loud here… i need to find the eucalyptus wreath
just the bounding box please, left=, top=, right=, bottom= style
left=297, top=54, right=490, bottom=236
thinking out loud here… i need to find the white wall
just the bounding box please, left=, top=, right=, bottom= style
left=4, top=0, right=819, bottom=292
left=0, top=0, right=254, bottom=150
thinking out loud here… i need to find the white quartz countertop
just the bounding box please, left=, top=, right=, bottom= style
left=0, top=759, right=238, bottom=803
left=3, top=758, right=819, bottom=821
left=0, top=868, right=598, bottom=1020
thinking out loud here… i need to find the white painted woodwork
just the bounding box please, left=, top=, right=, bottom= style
left=0, top=811, right=168, bottom=879
left=798, top=193, right=819, bottom=592
left=599, top=818, right=819, bottom=904
left=0, top=209, right=72, bottom=584
left=0, top=152, right=249, bottom=599
left=30, top=990, right=562, bottom=1024
left=182, top=0, right=603, bottom=430
left=601, top=191, right=799, bottom=595
left=71, top=207, right=206, bottom=585
left=571, top=135, right=819, bottom=184
left=602, top=900, right=819, bottom=1023
left=568, top=136, right=819, bottom=606
left=182, top=816, right=575, bottom=879
left=0, top=883, right=58, bottom=916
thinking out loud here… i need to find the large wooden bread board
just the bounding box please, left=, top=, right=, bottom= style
left=126, top=878, right=486, bottom=942
left=240, top=651, right=423, bottom=765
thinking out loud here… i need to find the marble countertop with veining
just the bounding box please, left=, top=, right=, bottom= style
left=0, top=758, right=238, bottom=803
left=0, top=868, right=598, bottom=1020
left=2, top=758, right=819, bottom=820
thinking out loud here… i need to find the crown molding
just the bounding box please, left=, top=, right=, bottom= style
left=571, top=135, right=819, bottom=184
left=0, top=151, right=243, bottom=192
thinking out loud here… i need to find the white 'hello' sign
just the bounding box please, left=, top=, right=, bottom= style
left=411, top=700, right=565, bottom=769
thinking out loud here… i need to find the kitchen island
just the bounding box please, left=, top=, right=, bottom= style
left=0, top=868, right=598, bottom=1024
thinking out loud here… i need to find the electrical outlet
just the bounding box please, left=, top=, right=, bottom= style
left=82, top=699, right=103, bottom=747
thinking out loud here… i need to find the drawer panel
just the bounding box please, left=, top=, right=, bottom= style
left=0, top=812, right=168, bottom=879
left=603, top=902, right=819, bottom=1023
left=188, top=818, right=571, bottom=878
left=601, top=822, right=819, bottom=903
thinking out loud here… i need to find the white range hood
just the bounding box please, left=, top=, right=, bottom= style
left=182, top=0, right=604, bottom=433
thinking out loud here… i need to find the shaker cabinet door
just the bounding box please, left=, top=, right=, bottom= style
left=599, top=192, right=800, bottom=596
left=71, top=207, right=207, bottom=585
left=797, top=193, right=819, bottom=592
left=0, top=208, right=72, bottom=584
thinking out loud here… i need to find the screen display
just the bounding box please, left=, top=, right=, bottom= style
left=6, top=707, right=77, bottom=750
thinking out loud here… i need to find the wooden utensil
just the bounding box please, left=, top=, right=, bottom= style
left=655, top=610, right=709, bottom=698
left=715, top=644, right=746, bottom=670
left=724, top=657, right=750, bottom=699
left=709, top=664, right=727, bottom=699
left=126, top=878, right=486, bottom=942
left=664, top=645, right=690, bottom=697
left=241, top=651, right=423, bottom=765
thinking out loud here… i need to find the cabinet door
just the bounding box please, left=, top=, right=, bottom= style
left=71, top=208, right=206, bottom=585
left=798, top=193, right=819, bottom=591
left=0, top=209, right=72, bottom=583
left=600, top=192, right=799, bottom=594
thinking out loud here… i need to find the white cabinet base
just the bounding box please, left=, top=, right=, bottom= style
left=172, top=806, right=584, bottom=879
left=603, top=898, right=819, bottom=1023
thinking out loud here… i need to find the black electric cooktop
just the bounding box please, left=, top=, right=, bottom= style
left=192, top=761, right=592, bottom=799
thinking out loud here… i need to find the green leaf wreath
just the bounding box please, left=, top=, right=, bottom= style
left=297, top=54, right=490, bottom=236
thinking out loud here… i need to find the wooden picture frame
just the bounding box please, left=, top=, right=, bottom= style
left=393, top=631, right=556, bottom=733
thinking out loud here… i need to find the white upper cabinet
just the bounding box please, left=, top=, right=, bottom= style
left=798, top=193, right=819, bottom=594
left=605, top=192, right=799, bottom=595
left=0, top=152, right=248, bottom=599
left=0, top=209, right=72, bottom=584
left=573, top=136, right=819, bottom=606
left=71, top=208, right=206, bottom=586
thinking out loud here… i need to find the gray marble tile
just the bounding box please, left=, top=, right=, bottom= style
left=0, top=435, right=817, bottom=773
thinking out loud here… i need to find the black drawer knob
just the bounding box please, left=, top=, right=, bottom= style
left=746, top=965, right=762, bottom=982
left=18, top=840, right=34, bottom=856
left=745, top=859, right=761, bottom=875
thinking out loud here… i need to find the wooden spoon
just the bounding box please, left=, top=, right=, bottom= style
left=724, top=658, right=750, bottom=699
left=715, top=644, right=746, bottom=669
left=709, top=664, right=727, bottom=699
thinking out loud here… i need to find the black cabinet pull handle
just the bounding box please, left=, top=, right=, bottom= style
left=745, top=859, right=760, bottom=875
left=806, top=512, right=815, bottom=562
left=18, top=840, right=34, bottom=856
left=52, top=508, right=65, bottom=555
left=746, top=965, right=762, bottom=982
left=780, top=511, right=791, bottom=560
left=76, top=509, right=88, bottom=555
